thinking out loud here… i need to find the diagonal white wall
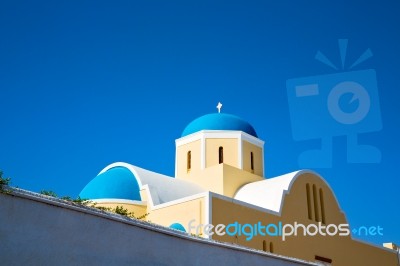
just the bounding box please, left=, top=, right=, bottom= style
left=0, top=189, right=316, bottom=266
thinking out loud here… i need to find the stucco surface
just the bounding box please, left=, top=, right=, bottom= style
left=0, top=190, right=314, bottom=266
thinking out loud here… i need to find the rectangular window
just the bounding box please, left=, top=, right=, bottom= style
left=306, top=183, right=312, bottom=220
left=250, top=152, right=254, bottom=173
left=313, top=184, right=320, bottom=222
left=315, top=255, right=332, bottom=265
left=319, top=188, right=326, bottom=224
left=187, top=151, right=191, bottom=172
left=219, top=147, right=224, bottom=164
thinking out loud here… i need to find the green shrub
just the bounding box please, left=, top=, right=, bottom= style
left=114, top=205, right=129, bottom=216
left=60, top=196, right=73, bottom=201
left=40, top=190, right=58, bottom=197
left=0, top=170, right=11, bottom=193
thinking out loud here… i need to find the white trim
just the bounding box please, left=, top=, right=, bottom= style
left=145, top=190, right=210, bottom=210
left=139, top=188, right=212, bottom=239
left=202, top=131, right=244, bottom=139
left=262, top=144, right=265, bottom=177
left=176, top=131, right=264, bottom=148
left=175, top=130, right=264, bottom=172
left=175, top=147, right=178, bottom=177
left=238, top=135, right=243, bottom=169
left=240, top=131, right=265, bottom=147
left=202, top=131, right=264, bottom=147
left=140, top=184, right=156, bottom=208
left=175, top=133, right=202, bottom=146
left=210, top=191, right=281, bottom=216
left=206, top=192, right=212, bottom=239
left=92, top=198, right=147, bottom=206
left=201, top=134, right=206, bottom=169
left=99, top=162, right=145, bottom=187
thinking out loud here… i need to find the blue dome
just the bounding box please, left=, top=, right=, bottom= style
left=79, top=167, right=141, bottom=201
left=182, top=113, right=258, bottom=137
left=169, top=223, right=186, bottom=232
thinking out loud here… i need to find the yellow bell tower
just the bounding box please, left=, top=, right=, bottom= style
left=175, top=107, right=265, bottom=197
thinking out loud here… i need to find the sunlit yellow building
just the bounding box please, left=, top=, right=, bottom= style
left=80, top=109, right=399, bottom=266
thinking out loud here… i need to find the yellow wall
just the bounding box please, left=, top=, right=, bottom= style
left=176, top=135, right=265, bottom=198
left=172, top=132, right=396, bottom=264
left=178, top=164, right=224, bottom=195
left=92, top=201, right=148, bottom=219
left=242, top=140, right=263, bottom=176
left=205, top=138, right=238, bottom=168
left=222, top=164, right=264, bottom=197
left=147, top=196, right=206, bottom=234
left=176, top=135, right=264, bottom=187
left=177, top=163, right=263, bottom=197
left=209, top=172, right=398, bottom=266
left=176, top=139, right=201, bottom=178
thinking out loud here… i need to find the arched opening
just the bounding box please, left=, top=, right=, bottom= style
left=269, top=242, right=274, bottom=253
left=263, top=240, right=267, bottom=251
left=187, top=151, right=191, bottom=172
left=219, top=146, right=224, bottom=164
left=250, top=152, right=254, bottom=173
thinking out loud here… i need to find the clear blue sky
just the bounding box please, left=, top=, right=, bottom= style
left=1, top=1, right=399, bottom=246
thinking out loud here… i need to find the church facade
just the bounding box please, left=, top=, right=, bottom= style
left=80, top=110, right=398, bottom=266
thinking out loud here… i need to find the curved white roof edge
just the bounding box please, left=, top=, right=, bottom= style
left=91, top=198, right=146, bottom=206
left=98, top=162, right=206, bottom=205
left=99, top=162, right=145, bottom=187
left=234, top=169, right=344, bottom=216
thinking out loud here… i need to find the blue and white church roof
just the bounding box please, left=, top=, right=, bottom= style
left=80, top=162, right=206, bottom=205
left=181, top=113, right=258, bottom=138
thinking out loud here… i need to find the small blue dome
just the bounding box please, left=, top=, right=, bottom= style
left=169, top=223, right=186, bottom=232
left=182, top=113, right=258, bottom=137
left=79, top=167, right=141, bottom=201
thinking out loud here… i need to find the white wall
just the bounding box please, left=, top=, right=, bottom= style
left=0, top=189, right=315, bottom=266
